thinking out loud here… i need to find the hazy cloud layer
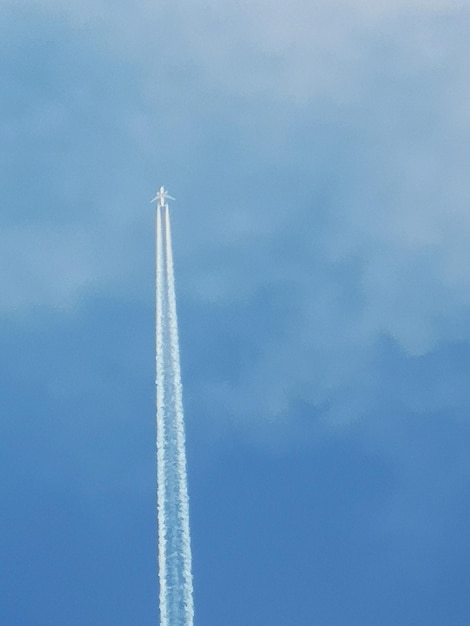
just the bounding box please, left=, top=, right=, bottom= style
left=3, top=10, right=470, bottom=620
left=2, top=1, right=470, bottom=435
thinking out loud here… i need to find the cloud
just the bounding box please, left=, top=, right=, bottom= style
left=4, top=7, right=470, bottom=614
left=8, top=0, right=467, bottom=107
left=2, top=1, right=470, bottom=437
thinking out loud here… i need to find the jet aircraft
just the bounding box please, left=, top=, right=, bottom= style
left=151, top=186, right=175, bottom=207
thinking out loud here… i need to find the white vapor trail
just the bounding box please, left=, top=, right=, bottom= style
left=156, top=203, right=194, bottom=626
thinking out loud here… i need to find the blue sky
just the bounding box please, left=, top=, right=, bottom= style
left=2, top=1, right=470, bottom=624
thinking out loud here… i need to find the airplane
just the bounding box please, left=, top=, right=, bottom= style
left=151, top=186, right=175, bottom=208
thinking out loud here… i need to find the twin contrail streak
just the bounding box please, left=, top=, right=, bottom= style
left=155, top=199, right=194, bottom=626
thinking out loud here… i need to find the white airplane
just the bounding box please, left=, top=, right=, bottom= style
left=151, top=186, right=175, bottom=208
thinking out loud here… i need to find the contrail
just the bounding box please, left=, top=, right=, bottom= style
left=155, top=192, right=194, bottom=626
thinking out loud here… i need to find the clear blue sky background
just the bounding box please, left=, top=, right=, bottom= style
left=2, top=2, right=470, bottom=624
